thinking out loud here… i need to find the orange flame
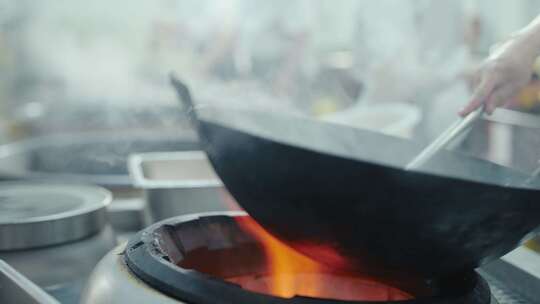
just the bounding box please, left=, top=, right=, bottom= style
left=234, top=216, right=413, bottom=301
left=236, top=216, right=326, bottom=298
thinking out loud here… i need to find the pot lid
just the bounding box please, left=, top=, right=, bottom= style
left=0, top=183, right=111, bottom=250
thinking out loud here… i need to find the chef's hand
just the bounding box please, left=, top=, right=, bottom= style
left=460, top=15, right=540, bottom=116
left=460, top=40, right=536, bottom=116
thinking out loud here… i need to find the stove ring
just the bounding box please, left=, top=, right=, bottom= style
left=124, top=212, right=492, bottom=304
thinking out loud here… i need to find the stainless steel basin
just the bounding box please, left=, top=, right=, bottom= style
left=129, top=151, right=240, bottom=222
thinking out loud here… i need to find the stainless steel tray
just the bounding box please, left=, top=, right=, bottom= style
left=128, top=151, right=240, bottom=222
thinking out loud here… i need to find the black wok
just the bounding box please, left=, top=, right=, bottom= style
left=171, top=76, right=540, bottom=281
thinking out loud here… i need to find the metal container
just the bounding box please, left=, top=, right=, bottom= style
left=106, top=196, right=149, bottom=233
left=0, top=183, right=116, bottom=303
left=0, top=260, right=59, bottom=304
left=129, top=151, right=238, bottom=222
left=0, top=132, right=199, bottom=189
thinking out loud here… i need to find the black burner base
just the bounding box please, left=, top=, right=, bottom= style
left=125, top=212, right=493, bottom=304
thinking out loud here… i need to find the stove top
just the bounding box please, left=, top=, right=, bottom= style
left=3, top=207, right=540, bottom=304
left=120, top=212, right=540, bottom=304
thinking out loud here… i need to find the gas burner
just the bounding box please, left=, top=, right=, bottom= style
left=123, top=212, right=494, bottom=304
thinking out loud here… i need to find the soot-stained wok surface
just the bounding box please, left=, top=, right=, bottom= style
left=191, top=106, right=540, bottom=280
left=170, top=77, right=540, bottom=280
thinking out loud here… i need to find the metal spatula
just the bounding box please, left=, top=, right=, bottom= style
left=406, top=107, right=484, bottom=170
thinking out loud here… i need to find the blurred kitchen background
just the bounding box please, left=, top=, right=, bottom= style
left=1, top=0, right=540, bottom=171
left=4, top=2, right=540, bottom=302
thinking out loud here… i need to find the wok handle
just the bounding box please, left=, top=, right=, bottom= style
left=169, top=73, right=199, bottom=128
left=406, top=107, right=484, bottom=171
